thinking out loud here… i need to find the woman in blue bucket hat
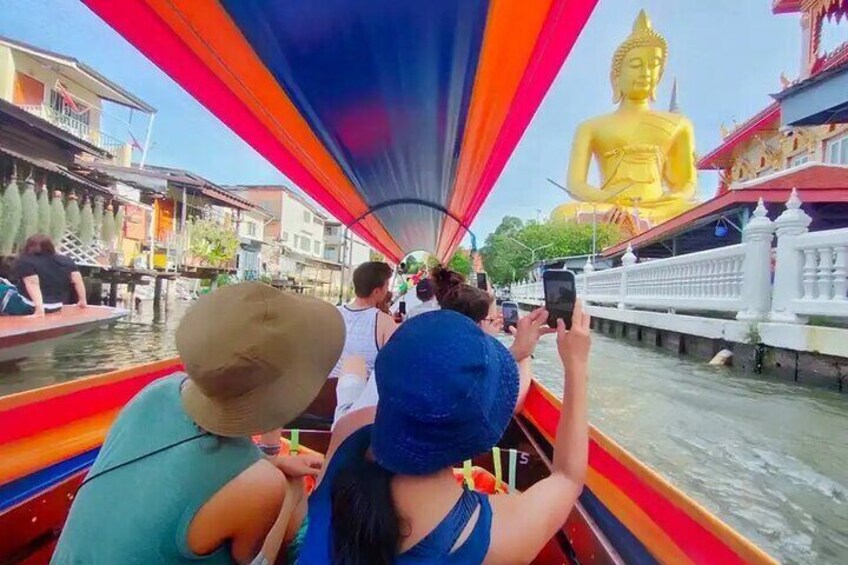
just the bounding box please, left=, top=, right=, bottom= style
left=293, top=301, right=591, bottom=564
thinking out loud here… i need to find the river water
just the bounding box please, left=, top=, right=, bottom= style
left=1, top=300, right=846, bottom=564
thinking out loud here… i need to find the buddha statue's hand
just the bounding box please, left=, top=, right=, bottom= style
left=565, top=181, right=611, bottom=203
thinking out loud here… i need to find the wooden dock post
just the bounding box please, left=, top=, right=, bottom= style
left=153, top=276, right=164, bottom=307
left=108, top=282, right=118, bottom=307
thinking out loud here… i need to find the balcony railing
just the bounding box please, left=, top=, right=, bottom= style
left=18, top=104, right=127, bottom=155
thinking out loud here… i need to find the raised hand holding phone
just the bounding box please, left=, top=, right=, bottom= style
left=543, top=269, right=577, bottom=329
left=556, top=300, right=591, bottom=373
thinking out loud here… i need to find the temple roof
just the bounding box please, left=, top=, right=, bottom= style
left=698, top=42, right=848, bottom=170
left=772, top=0, right=848, bottom=17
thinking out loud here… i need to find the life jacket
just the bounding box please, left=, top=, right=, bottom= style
left=0, top=278, right=34, bottom=316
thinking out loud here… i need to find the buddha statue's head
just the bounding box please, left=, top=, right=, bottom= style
left=610, top=10, right=668, bottom=104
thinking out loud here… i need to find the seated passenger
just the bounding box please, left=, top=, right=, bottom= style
left=52, top=283, right=343, bottom=564
left=332, top=285, right=552, bottom=427
left=12, top=234, right=87, bottom=316
left=260, top=261, right=397, bottom=455
left=406, top=278, right=439, bottom=319
left=301, top=304, right=591, bottom=564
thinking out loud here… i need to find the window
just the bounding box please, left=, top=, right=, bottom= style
left=303, top=210, right=312, bottom=223
left=293, top=234, right=300, bottom=248
left=790, top=154, right=810, bottom=168
left=313, top=216, right=323, bottom=226
left=313, top=240, right=321, bottom=255
left=300, top=236, right=311, bottom=252
left=281, top=231, right=289, bottom=242
left=826, top=134, right=848, bottom=165
left=246, top=222, right=257, bottom=237
left=324, top=248, right=336, bottom=261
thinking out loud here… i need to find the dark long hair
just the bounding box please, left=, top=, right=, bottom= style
left=22, top=234, right=56, bottom=256
left=440, top=284, right=493, bottom=324
left=331, top=459, right=402, bottom=564
left=430, top=265, right=465, bottom=305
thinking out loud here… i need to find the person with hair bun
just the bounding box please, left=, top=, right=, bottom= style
left=429, top=265, right=465, bottom=305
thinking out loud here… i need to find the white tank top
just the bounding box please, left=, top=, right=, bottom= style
left=329, top=305, right=380, bottom=379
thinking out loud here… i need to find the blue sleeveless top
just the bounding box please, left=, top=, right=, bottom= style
left=298, top=426, right=492, bottom=564
left=52, top=375, right=262, bottom=564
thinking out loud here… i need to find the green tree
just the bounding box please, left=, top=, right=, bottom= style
left=423, top=249, right=472, bottom=278
left=18, top=179, right=38, bottom=246
left=101, top=204, right=116, bottom=249
left=447, top=248, right=472, bottom=277
left=93, top=197, right=104, bottom=239
left=402, top=254, right=423, bottom=273
left=189, top=217, right=240, bottom=267
left=79, top=199, right=94, bottom=246
left=0, top=179, right=22, bottom=255
left=49, top=191, right=66, bottom=243
left=481, top=215, right=622, bottom=285
left=37, top=187, right=50, bottom=235
left=66, top=194, right=81, bottom=234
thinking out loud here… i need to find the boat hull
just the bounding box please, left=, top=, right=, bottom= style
left=0, top=359, right=776, bottom=564
left=0, top=306, right=128, bottom=363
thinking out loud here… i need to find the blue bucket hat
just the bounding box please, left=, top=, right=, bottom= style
left=372, top=310, right=519, bottom=475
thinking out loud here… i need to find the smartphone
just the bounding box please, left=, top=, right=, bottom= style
left=397, top=300, right=407, bottom=316
left=501, top=301, right=519, bottom=333
left=543, top=270, right=576, bottom=329
left=476, top=272, right=488, bottom=291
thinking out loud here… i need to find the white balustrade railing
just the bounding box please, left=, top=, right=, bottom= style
left=507, top=192, right=848, bottom=323
left=510, top=241, right=751, bottom=316
left=770, top=191, right=848, bottom=321
left=582, top=268, right=622, bottom=305
left=622, top=245, right=747, bottom=311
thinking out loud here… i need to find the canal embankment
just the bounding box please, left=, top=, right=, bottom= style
left=512, top=193, right=848, bottom=391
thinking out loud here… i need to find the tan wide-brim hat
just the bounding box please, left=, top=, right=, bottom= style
left=177, top=282, right=344, bottom=437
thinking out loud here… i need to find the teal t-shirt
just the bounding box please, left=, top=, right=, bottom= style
left=52, top=375, right=262, bottom=564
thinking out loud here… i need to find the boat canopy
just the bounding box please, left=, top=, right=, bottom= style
left=82, top=0, right=597, bottom=262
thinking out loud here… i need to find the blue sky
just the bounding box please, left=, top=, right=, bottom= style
left=2, top=0, right=845, bottom=245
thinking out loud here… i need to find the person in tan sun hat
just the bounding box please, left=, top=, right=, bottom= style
left=53, top=282, right=345, bottom=565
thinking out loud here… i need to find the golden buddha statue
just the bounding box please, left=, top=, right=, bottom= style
left=552, top=10, right=698, bottom=226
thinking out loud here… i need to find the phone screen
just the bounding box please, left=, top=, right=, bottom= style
left=502, top=302, right=519, bottom=333
left=476, top=272, right=488, bottom=291
left=543, top=270, right=576, bottom=329
left=398, top=301, right=407, bottom=315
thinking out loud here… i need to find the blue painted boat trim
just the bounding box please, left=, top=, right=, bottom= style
left=0, top=448, right=99, bottom=513
left=580, top=487, right=659, bottom=565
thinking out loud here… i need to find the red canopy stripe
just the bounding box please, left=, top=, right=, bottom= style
left=82, top=0, right=403, bottom=261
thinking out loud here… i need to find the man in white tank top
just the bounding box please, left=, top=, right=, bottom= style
left=259, top=262, right=397, bottom=454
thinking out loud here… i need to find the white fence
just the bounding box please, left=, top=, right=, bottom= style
left=510, top=190, right=845, bottom=323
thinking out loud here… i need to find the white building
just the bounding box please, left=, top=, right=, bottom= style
left=234, top=207, right=272, bottom=280
left=323, top=221, right=372, bottom=268
left=228, top=185, right=342, bottom=295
